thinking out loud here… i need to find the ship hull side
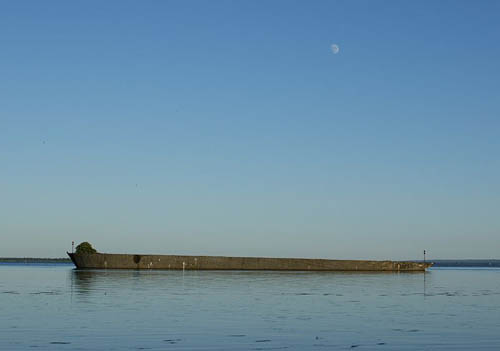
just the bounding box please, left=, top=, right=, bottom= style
left=67, top=253, right=431, bottom=271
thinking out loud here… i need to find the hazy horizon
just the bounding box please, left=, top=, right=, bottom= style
left=2, top=0, right=499, bottom=259
left=1, top=254, right=500, bottom=261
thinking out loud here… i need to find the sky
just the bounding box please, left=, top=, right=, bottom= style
left=1, top=0, right=499, bottom=259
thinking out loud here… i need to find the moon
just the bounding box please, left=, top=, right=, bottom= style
left=331, top=44, right=339, bottom=54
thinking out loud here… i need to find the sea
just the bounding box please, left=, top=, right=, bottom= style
left=1, top=263, right=499, bottom=350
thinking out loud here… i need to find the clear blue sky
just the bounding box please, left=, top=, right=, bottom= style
left=1, top=0, right=499, bottom=259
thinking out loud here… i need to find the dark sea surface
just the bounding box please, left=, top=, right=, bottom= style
left=1, top=264, right=499, bottom=350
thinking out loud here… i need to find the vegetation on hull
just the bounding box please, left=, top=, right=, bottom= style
left=75, top=242, right=97, bottom=254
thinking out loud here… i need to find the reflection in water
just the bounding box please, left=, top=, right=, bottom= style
left=69, top=268, right=429, bottom=300
left=424, top=270, right=427, bottom=298
left=70, top=269, right=152, bottom=298
left=71, top=269, right=96, bottom=294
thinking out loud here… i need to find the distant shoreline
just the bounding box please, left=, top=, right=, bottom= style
left=1, top=258, right=499, bottom=267
left=425, top=259, right=500, bottom=267
left=0, top=258, right=71, bottom=263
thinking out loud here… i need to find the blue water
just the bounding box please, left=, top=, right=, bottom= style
left=1, top=264, right=499, bottom=350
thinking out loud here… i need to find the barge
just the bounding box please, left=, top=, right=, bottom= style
left=68, top=252, right=431, bottom=271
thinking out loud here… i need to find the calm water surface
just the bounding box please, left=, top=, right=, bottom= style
left=1, top=264, right=499, bottom=350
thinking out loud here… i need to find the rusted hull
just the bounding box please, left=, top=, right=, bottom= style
left=67, top=253, right=432, bottom=271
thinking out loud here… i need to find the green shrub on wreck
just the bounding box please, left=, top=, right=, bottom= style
left=75, top=242, right=97, bottom=254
